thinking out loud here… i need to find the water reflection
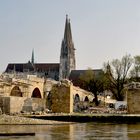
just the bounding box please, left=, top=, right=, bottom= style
left=0, top=123, right=140, bottom=140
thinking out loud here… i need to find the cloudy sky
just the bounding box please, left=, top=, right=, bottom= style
left=0, top=0, right=140, bottom=73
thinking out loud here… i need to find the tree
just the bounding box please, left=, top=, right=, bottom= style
left=130, top=55, right=140, bottom=81
left=79, top=68, right=104, bottom=106
left=104, top=54, right=133, bottom=101
left=79, top=68, right=94, bottom=90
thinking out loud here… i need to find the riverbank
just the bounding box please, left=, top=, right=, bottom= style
left=26, top=113, right=140, bottom=123
left=0, top=114, right=72, bottom=125
left=1, top=113, right=140, bottom=124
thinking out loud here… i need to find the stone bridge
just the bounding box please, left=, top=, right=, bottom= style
left=0, top=74, right=94, bottom=114
left=0, top=74, right=44, bottom=98
left=48, top=80, right=95, bottom=113
left=0, top=74, right=46, bottom=114
left=72, top=86, right=94, bottom=103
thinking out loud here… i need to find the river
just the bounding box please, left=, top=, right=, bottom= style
left=0, top=122, right=140, bottom=140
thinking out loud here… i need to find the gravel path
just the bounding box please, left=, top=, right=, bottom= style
left=0, top=114, right=70, bottom=125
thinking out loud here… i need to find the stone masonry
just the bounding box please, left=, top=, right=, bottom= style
left=127, top=88, right=140, bottom=114
left=49, top=80, right=94, bottom=113
left=50, top=80, right=73, bottom=113
left=0, top=96, right=45, bottom=114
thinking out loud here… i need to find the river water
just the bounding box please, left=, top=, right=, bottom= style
left=0, top=122, right=140, bottom=140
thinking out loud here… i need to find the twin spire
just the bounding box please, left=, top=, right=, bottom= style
left=59, top=15, right=76, bottom=80
left=64, top=15, right=73, bottom=43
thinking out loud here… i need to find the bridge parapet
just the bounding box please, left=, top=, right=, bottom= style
left=27, top=75, right=44, bottom=83
left=127, top=82, right=140, bottom=89
left=72, top=86, right=94, bottom=102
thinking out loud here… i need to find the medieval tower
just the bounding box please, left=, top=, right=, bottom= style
left=59, top=15, right=76, bottom=80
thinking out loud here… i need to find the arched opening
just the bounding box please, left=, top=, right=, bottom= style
left=46, top=92, right=52, bottom=110
left=92, top=98, right=95, bottom=102
left=84, top=96, right=89, bottom=102
left=10, top=86, right=22, bottom=97
left=74, top=94, right=80, bottom=103
left=31, top=88, right=41, bottom=98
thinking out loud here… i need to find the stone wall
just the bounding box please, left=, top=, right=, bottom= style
left=48, top=79, right=95, bottom=113
left=50, top=82, right=73, bottom=113
left=127, top=88, right=140, bottom=114
left=0, top=96, right=45, bottom=114
left=0, top=97, right=10, bottom=114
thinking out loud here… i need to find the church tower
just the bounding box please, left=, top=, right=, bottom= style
left=59, top=15, right=76, bottom=80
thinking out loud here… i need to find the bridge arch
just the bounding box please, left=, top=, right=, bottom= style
left=74, top=94, right=80, bottom=103
left=84, top=96, right=89, bottom=102
left=10, top=86, right=22, bottom=97
left=31, top=87, right=42, bottom=98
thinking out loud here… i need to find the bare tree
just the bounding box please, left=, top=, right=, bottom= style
left=104, top=54, right=133, bottom=101
left=130, top=55, right=140, bottom=81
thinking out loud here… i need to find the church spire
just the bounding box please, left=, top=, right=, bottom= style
left=59, top=15, right=76, bottom=80
left=64, top=15, right=73, bottom=45
left=31, top=49, right=34, bottom=64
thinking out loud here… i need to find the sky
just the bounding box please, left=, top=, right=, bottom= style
left=0, top=0, right=140, bottom=73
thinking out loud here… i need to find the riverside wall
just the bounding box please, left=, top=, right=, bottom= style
left=0, top=96, right=45, bottom=114
left=127, top=88, right=140, bottom=114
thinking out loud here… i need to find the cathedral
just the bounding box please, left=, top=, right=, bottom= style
left=5, top=15, right=102, bottom=83
left=59, top=15, right=76, bottom=80
left=5, top=15, right=76, bottom=81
